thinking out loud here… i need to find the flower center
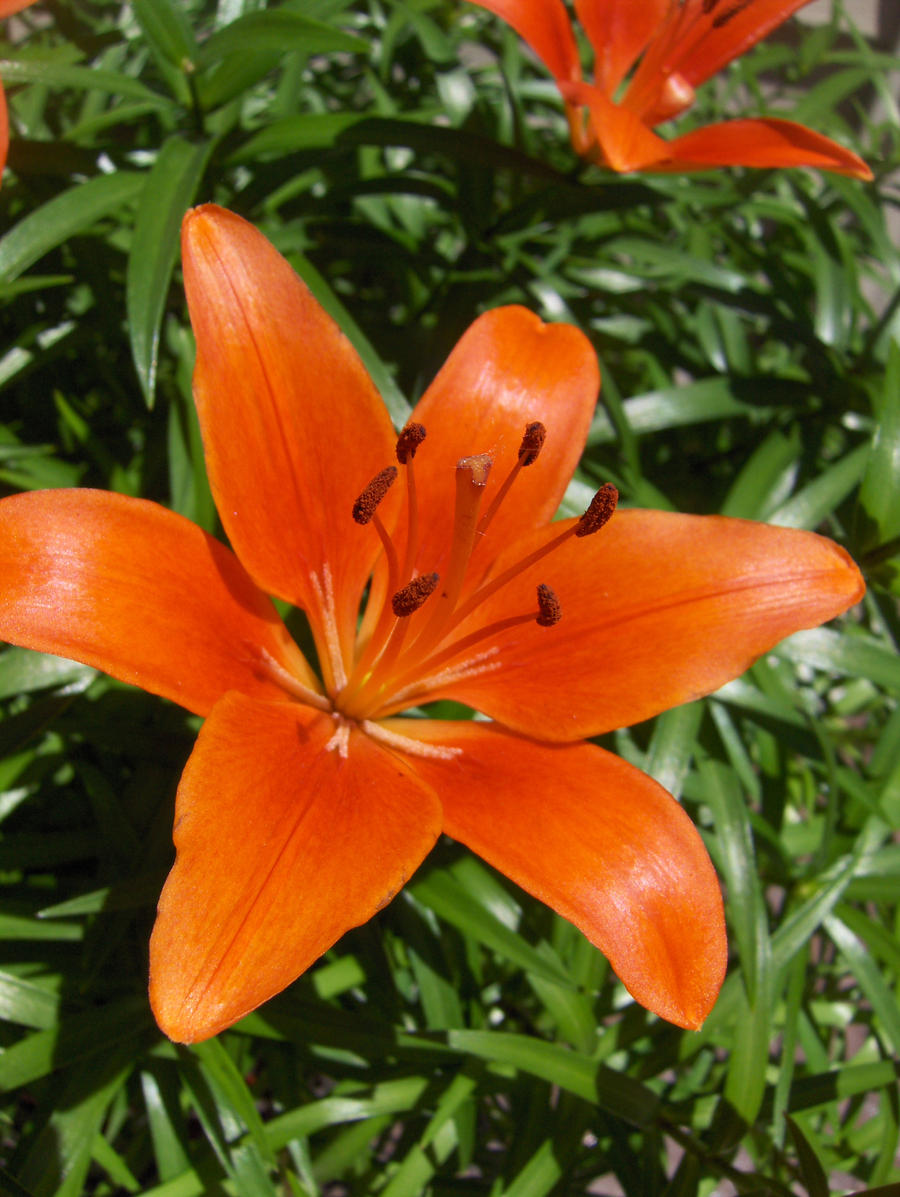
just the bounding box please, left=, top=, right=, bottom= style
left=622, top=0, right=752, bottom=123
left=320, top=421, right=617, bottom=726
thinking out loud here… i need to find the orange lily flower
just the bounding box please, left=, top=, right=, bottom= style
left=0, top=205, right=864, bottom=1042
left=0, top=0, right=39, bottom=181
left=466, top=0, right=872, bottom=178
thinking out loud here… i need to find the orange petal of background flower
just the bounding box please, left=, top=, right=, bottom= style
left=394, top=719, right=726, bottom=1029
left=563, top=81, right=670, bottom=171
left=182, top=205, right=399, bottom=650
left=0, top=1, right=36, bottom=180
left=407, top=306, right=598, bottom=578
left=574, top=0, right=669, bottom=93
left=664, top=118, right=873, bottom=180
left=150, top=694, right=442, bottom=1043
left=467, top=0, right=582, bottom=84
left=0, top=489, right=310, bottom=716
left=670, top=0, right=816, bottom=91
left=434, top=511, right=865, bottom=740
left=0, top=0, right=38, bottom=15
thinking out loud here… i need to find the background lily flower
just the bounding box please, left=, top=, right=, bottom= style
left=0, top=205, right=864, bottom=1044
left=0, top=0, right=38, bottom=181
left=466, top=0, right=873, bottom=177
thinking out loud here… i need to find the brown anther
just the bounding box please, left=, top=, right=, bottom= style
left=575, top=483, right=618, bottom=538
left=352, top=466, right=397, bottom=525
left=392, top=572, right=440, bottom=617
left=536, top=583, right=561, bottom=627
left=518, top=422, right=546, bottom=467
left=396, top=422, right=427, bottom=464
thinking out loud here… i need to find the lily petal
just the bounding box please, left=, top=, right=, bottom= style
left=391, top=719, right=726, bottom=1030
left=150, top=694, right=442, bottom=1042
left=0, top=1, right=38, bottom=15
left=467, top=0, right=582, bottom=85
left=0, top=489, right=310, bottom=716
left=563, top=81, right=671, bottom=172
left=182, top=205, right=399, bottom=652
left=408, top=306, right=598, bottom=578
left=624, top=0, right=813, bottom=122
left=574, top=0, right=669, bottom=93
left=1, top=1, right=38, bottom=180
left=663, top=118, right=873, bottom=180
left=670, top=0, right=818, bottom=91
left=432, top=511, right=865, bottom=741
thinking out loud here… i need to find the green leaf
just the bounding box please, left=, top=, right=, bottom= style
left=643, top=701, right=703, bottom=799
left=17, top=1046, right=136, bottom=1197
left=768, top=444, right=869, bottom=529
left=191, top=1039, right=276, bottom=1169
left=0, top=60, right=177, bottom=106
left=777, top=628, right=900, bottom=692
left=0, top=648, right=95, bottom=699
left=858, top=339, right=900, bottom=552
left=588, top=377, right=763, bottom=444
left=127, top=136, right=214, bottom=407
left=130, top=0, right=198, bottom=67
left=0, top=997, right=151, bottom=1092
left=784, top=1114, right=830, bottom=1197
left=0, top=970, right=60, bottom=1031
left=263, top=1077, right=429, bottom=1150
left=231, top=112, right=373, bottom=160
left=720, top=428, right=802, bottom=520
left=409, top=870, right=573, bottom=989
left=378, top=1071, right=477, bottom=1197
left=195, top=10, right=364, bottom=69
left=445, top=1030, right=658, bottom=1125
left=701, top=762, right=773, bottom=1126
left=0, top=173, right=144, bottom=283
left=824, top=914, right=900, bottom=1055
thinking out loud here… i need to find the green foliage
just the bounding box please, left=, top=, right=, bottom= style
left=1, top=1, right=898, bottom=1193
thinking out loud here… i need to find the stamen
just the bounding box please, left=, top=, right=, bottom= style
left=255, top=646, right=333, bottom=710
left=392, top=572, right=440, bottom=618
left=478, top=422, right=547, bottom=537
left=575, top=483, right=618, bottom=537
left=396, top=422, right=426, bottom=464
left=311, top=565, right=348, bottom=692
left=518, top=422, right=546, bottom=467
left=325, top=718, right=351, bottom=759
left=536, top=583, right=562, bottom=627
left=399, top=426, right=425, bottom=584
left=352, top=466, right=397, bottom=525
left=361, top=720, right=462, bottom=761
left=450, top=483, right=619, bottom=631
left=353, top=464, right=402, bottom=660
left=382, top=648, right=502, bottom=713
left=386, top=584, right=560, bottom=707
